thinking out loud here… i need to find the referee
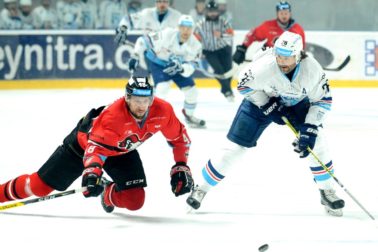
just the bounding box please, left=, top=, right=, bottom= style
left=194, top=0, right=235, bottom=101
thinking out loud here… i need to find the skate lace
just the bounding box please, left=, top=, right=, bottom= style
left=191, top=187, right=206, bottom=201
left=323, top=189, right=340, bottom=202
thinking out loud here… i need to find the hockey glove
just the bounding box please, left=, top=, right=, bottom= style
left=293, top=124, right=318, bottom=158
left=170, top=162, right=194, bottom=197
left=114, top=25, right=128, bottom=45
left=260, top=97, right=288, bottom=125
left=127, top=57, right=139, bottom=72
left=163, top=58, right=183, bottom=76
left=232, top=44, right=247, bottom=64
left=82, top=167, right=104, bottom=197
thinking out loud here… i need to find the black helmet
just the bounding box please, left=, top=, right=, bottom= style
left=276, top=1, right=291, bottom=11
left=206, top=0, right=218, bottom=11
left=125, top=76, right=153, bottom=98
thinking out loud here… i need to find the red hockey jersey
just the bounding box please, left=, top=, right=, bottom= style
left=77, top=97, right=191, bottom=168
left=242, top=19, right=305, bottom=48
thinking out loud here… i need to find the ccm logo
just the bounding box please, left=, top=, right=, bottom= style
left=263, top=102, right=278, bottom=115
left=125, top=179, right=145, bottom=186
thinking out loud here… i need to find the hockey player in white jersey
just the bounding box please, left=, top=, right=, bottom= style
left=115, top=0, right=181, bottom=45
left=186, top=31, right=345, bottom=216
left=128, top=15, right=206, bottom=128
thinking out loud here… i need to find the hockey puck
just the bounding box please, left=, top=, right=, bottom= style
left=258, top=244, right=269, bottom=252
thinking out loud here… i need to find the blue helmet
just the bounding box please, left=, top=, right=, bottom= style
left=276, top=1, right=291, bottom=12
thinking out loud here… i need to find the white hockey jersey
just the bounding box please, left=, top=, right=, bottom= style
left=237, top=48, right=332, bottom=126
left=134, top=27, right=202, bottom=77
left=120, top=7, right=181, bottom=32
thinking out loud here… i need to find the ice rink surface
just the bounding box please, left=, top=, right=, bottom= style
left=0, top=87, right=377, bottom=252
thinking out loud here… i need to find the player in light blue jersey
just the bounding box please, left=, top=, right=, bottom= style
left=187, top=31, right=345, bottom=217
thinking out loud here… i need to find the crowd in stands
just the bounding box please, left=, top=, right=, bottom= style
left=0, top=0, right=232, bottom=30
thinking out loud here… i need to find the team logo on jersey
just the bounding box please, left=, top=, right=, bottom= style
left=239, top=69, right=254, bottom=86
left=118, top=132, right=153, bottom=151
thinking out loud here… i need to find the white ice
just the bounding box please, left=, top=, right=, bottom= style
left=0, top=87, right=377, bottom=252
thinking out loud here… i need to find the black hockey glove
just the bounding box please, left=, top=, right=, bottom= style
left=293, top=124, right=318, bottom=158
left=170, top=162, right=194, bottom=197
left=163, top=58, right=183, bottom=76
left=260, top=97, right=289, bottom=125
left=128, top=57, right=139, bottom=72
left=232, top=44, right=247, bottom=64
left=114, top=25, right=128, bottom=45
left=82, top=167, right=104, bottom=198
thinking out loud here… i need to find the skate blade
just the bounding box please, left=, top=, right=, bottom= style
left=324, top=206, right=343, bottom=217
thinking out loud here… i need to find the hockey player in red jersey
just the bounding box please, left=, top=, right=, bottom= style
left=0, top=76, right=193, bottom=213
left=232, top=1, right=305, bottom=64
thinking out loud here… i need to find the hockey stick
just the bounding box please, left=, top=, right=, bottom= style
left=282, top=116, right=375, bottom=220
left=0, top=187, right=86, bottom=211
left=196, top=63, right=238, bottom=79
left=322, top=55, right=351, bottom=71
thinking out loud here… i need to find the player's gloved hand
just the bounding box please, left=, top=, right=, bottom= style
left=82, top=167, right=104, bottom=197
left=163, top=58, right=183, bottom=76
left=170, top=162, right=194, bottom=197
left=127, top=57, right=139, bottom=72
left=114, top=25, right=128, bottom=45
left=260, top=97, right=288, bottom=125
left=232, top=44, right=247, bottom=64
left=293, top=124, right=318, bottom=158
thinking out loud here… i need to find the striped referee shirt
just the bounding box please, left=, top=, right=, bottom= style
left=194, top=16, right=234, bottom=52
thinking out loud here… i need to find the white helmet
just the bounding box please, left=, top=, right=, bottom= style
left=274, top=31, right=303, bottom=64
left=19, top=0, right=32, bottom=6
left=178, top=15, right=194, bottom=28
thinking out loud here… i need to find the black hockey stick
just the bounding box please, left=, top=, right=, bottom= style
left=282, top=117, right=375, bottom=220
left=0, top=187, right=86, bottom=211
left=322, top=55, right=351, bottom=71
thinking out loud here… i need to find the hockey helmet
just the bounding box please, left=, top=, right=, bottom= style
left=274, top=31, right=303, bottom=64
left=178, top=15, right=194, bottom=27
left=126, top=76, right=154, bottom=98
left=276, top=1, right=291, bottom=12
left=206, top=1, right=219, bottom=11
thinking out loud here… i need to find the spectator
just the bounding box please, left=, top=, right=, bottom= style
left=98, top=0, right=127, bottom=29
left=0, top=0, right=22, bottom=29
left=56, top=0, right=83, bottom=29
left=78, top=0, right=97, bottom=29
left=32, top=0, right=58, bottom=29
left=127, top=0, right=142, bottom=15
left=19, top=0, right=34, bottom=29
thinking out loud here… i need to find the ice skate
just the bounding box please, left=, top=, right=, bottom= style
left=186, top=185, right=207, bottom=210
left=320, top=189, right=345, bottom=217
left=182, top=109, right=206, bottom=128
left=223, top=91, right=235, bottom=102
left=101, top=178, right=115, bottom=213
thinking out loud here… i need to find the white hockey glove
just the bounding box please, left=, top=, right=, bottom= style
left=114, top=25, right=128, bottom=45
